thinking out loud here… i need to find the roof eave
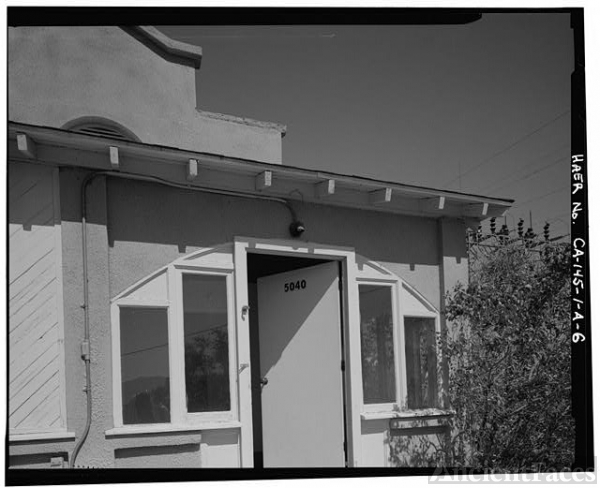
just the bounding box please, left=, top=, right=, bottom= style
left=8, top=122, right=513, bottom=222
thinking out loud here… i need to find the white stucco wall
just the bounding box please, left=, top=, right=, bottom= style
left=8, top=26, right=283, bottom=164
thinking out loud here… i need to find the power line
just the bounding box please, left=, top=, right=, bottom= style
left=485, top=153, right=568, bottom=194
left=511, top=186, right=569, bottom=209
left=479, top=144, right=569, bottom=193
left=531, top=215, right=570, bottom=235
left=444, top=109, right=570, bottom=187
left=532, top=212, right=570, bottom=227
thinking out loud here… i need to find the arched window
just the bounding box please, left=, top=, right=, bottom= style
left=109, top=244, right=238, bottom=432
left=108, top=241, right=443, bottom=436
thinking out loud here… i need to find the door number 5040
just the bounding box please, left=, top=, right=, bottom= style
left=284, top=280, right=306, bottom=292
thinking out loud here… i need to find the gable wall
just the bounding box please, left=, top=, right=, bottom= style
left=8, top=26, right=283, bottom=164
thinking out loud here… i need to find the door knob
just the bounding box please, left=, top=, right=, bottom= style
left=260, top=377, right=269, bottom=387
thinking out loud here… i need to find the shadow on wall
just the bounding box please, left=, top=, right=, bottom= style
left=8, top=162, right=58, bottom=231
left=114, top=443, right=200, bottom=469
left=100, top=177, right=451, bottom=266
left=387, top=419, right=451, bottom=468
left=115, top=443, right=199, bottom=459
left=9, top=452, right=69, bottom=469
left=257, top=263, right=336, bottom=377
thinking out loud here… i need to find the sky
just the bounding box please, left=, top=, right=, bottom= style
left=158, top=12, right=573, bottom=239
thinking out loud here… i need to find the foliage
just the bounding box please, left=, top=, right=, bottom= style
left=361, top=311, right=396, bottom=403
left=388, top=418, right=450, bottom=467
left=440, top=238, right=574, bottom=472
left=184, top=325, right=230, bottom=412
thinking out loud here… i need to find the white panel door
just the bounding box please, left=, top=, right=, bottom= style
left=257, top=261, right=345, bottom=467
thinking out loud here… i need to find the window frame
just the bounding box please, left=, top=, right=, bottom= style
left=110, top=254, right=238, bottom=431
left=113, top=302, right=172, bottom=427
left=173, top=266, right=238, bottom=424
left=356, top=278, right=403, bottom=415
left=401, top=314, right=440, bottom=410
left=356, top=272, right=442, bottom=417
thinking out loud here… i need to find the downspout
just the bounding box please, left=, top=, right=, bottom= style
left=68, top=170, right=300, bottom=467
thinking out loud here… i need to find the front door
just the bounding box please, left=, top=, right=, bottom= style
left=257, top=261, right=345, bottom=467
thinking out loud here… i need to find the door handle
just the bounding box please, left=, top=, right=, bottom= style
left=260, top=377, right=269, bottom=387
left=241, top=305, right=250, bottom=320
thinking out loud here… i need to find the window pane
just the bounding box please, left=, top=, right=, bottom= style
left=120, top=307, right=170, bottom=425
left=404, top=317, right=437, bottom=409
left=359, top=285, right=396, bottom=404
left=183, top=274, right=230, bottom=413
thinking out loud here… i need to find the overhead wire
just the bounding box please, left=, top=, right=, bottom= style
left=486, top=153, right=568, bottom=195
left=510, top=186, right=569, bottom=209
left=444, top=109, right=570, bottom=188
left=479, top=143, right=569, bottom=194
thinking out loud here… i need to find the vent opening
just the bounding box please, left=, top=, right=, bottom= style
left=74, top=124, right=132, bottom=141
left=63, top=117, right=140, bottom=143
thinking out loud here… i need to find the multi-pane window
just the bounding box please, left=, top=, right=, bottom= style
left=113, top=264, right=235, bottom=430
left=359, top=284, right=396, bottom=404
left=119, top=307, right=170, bottom=425
left=358, top=279, right=439, bottom=412
left=404, top=317, right=438, bottom=409
left=182, top=274, right=230, bottom=413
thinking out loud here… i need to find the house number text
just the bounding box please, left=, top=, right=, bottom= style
left=284, top=280, right=307, bottom=292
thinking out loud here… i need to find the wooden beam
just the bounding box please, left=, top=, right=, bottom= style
left=463, top=202, right=491, bottom=218
left=109, top=146, right=120, bottom=169
left=315, top=179, right=335, bottom=198
left=368, top=187, right=392, bottom=204
left=423, top=196, right=446, bottom=212
left=187, top=159, right=198, bottom=181
left=255, top=170, right=272, bottom=191
left=16, top=133, right=36, bottom=159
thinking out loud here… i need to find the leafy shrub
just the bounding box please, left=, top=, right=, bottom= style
left=442, top=239, right=574, bottom=472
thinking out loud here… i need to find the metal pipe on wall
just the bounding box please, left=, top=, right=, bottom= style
left=68, top=169, right=300, bottom=468
left=69, top=172, right=97, bottom=468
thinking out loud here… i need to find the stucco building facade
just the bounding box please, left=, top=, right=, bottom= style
left=7, top=26, right=512, bottom=469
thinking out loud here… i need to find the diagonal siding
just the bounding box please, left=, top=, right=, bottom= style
left=8, top=162, right=64, bottom=431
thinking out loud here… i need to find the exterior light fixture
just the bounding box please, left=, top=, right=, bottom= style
left=289, top=220, right=305, bottom=237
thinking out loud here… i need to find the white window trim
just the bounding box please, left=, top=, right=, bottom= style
left=173, top=267, right=238, bottom=424
left=360, top=408, right=453, bottom=421
left=401, top=313, right=442, bottom=410
left=400, top=280, right=441, bottom=410
left=356, top=267, right=442, bottom=418
left=105, top=421, right=242, bottom=437
left=111, top=302, right=171, bottom=428
left=107, top=240, right=445, bottom=467
left=110, top=251, right=238, bottom=433
left=356, top=279, right=404, bottom=416
left=9, top=429, right=76, bottom=443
